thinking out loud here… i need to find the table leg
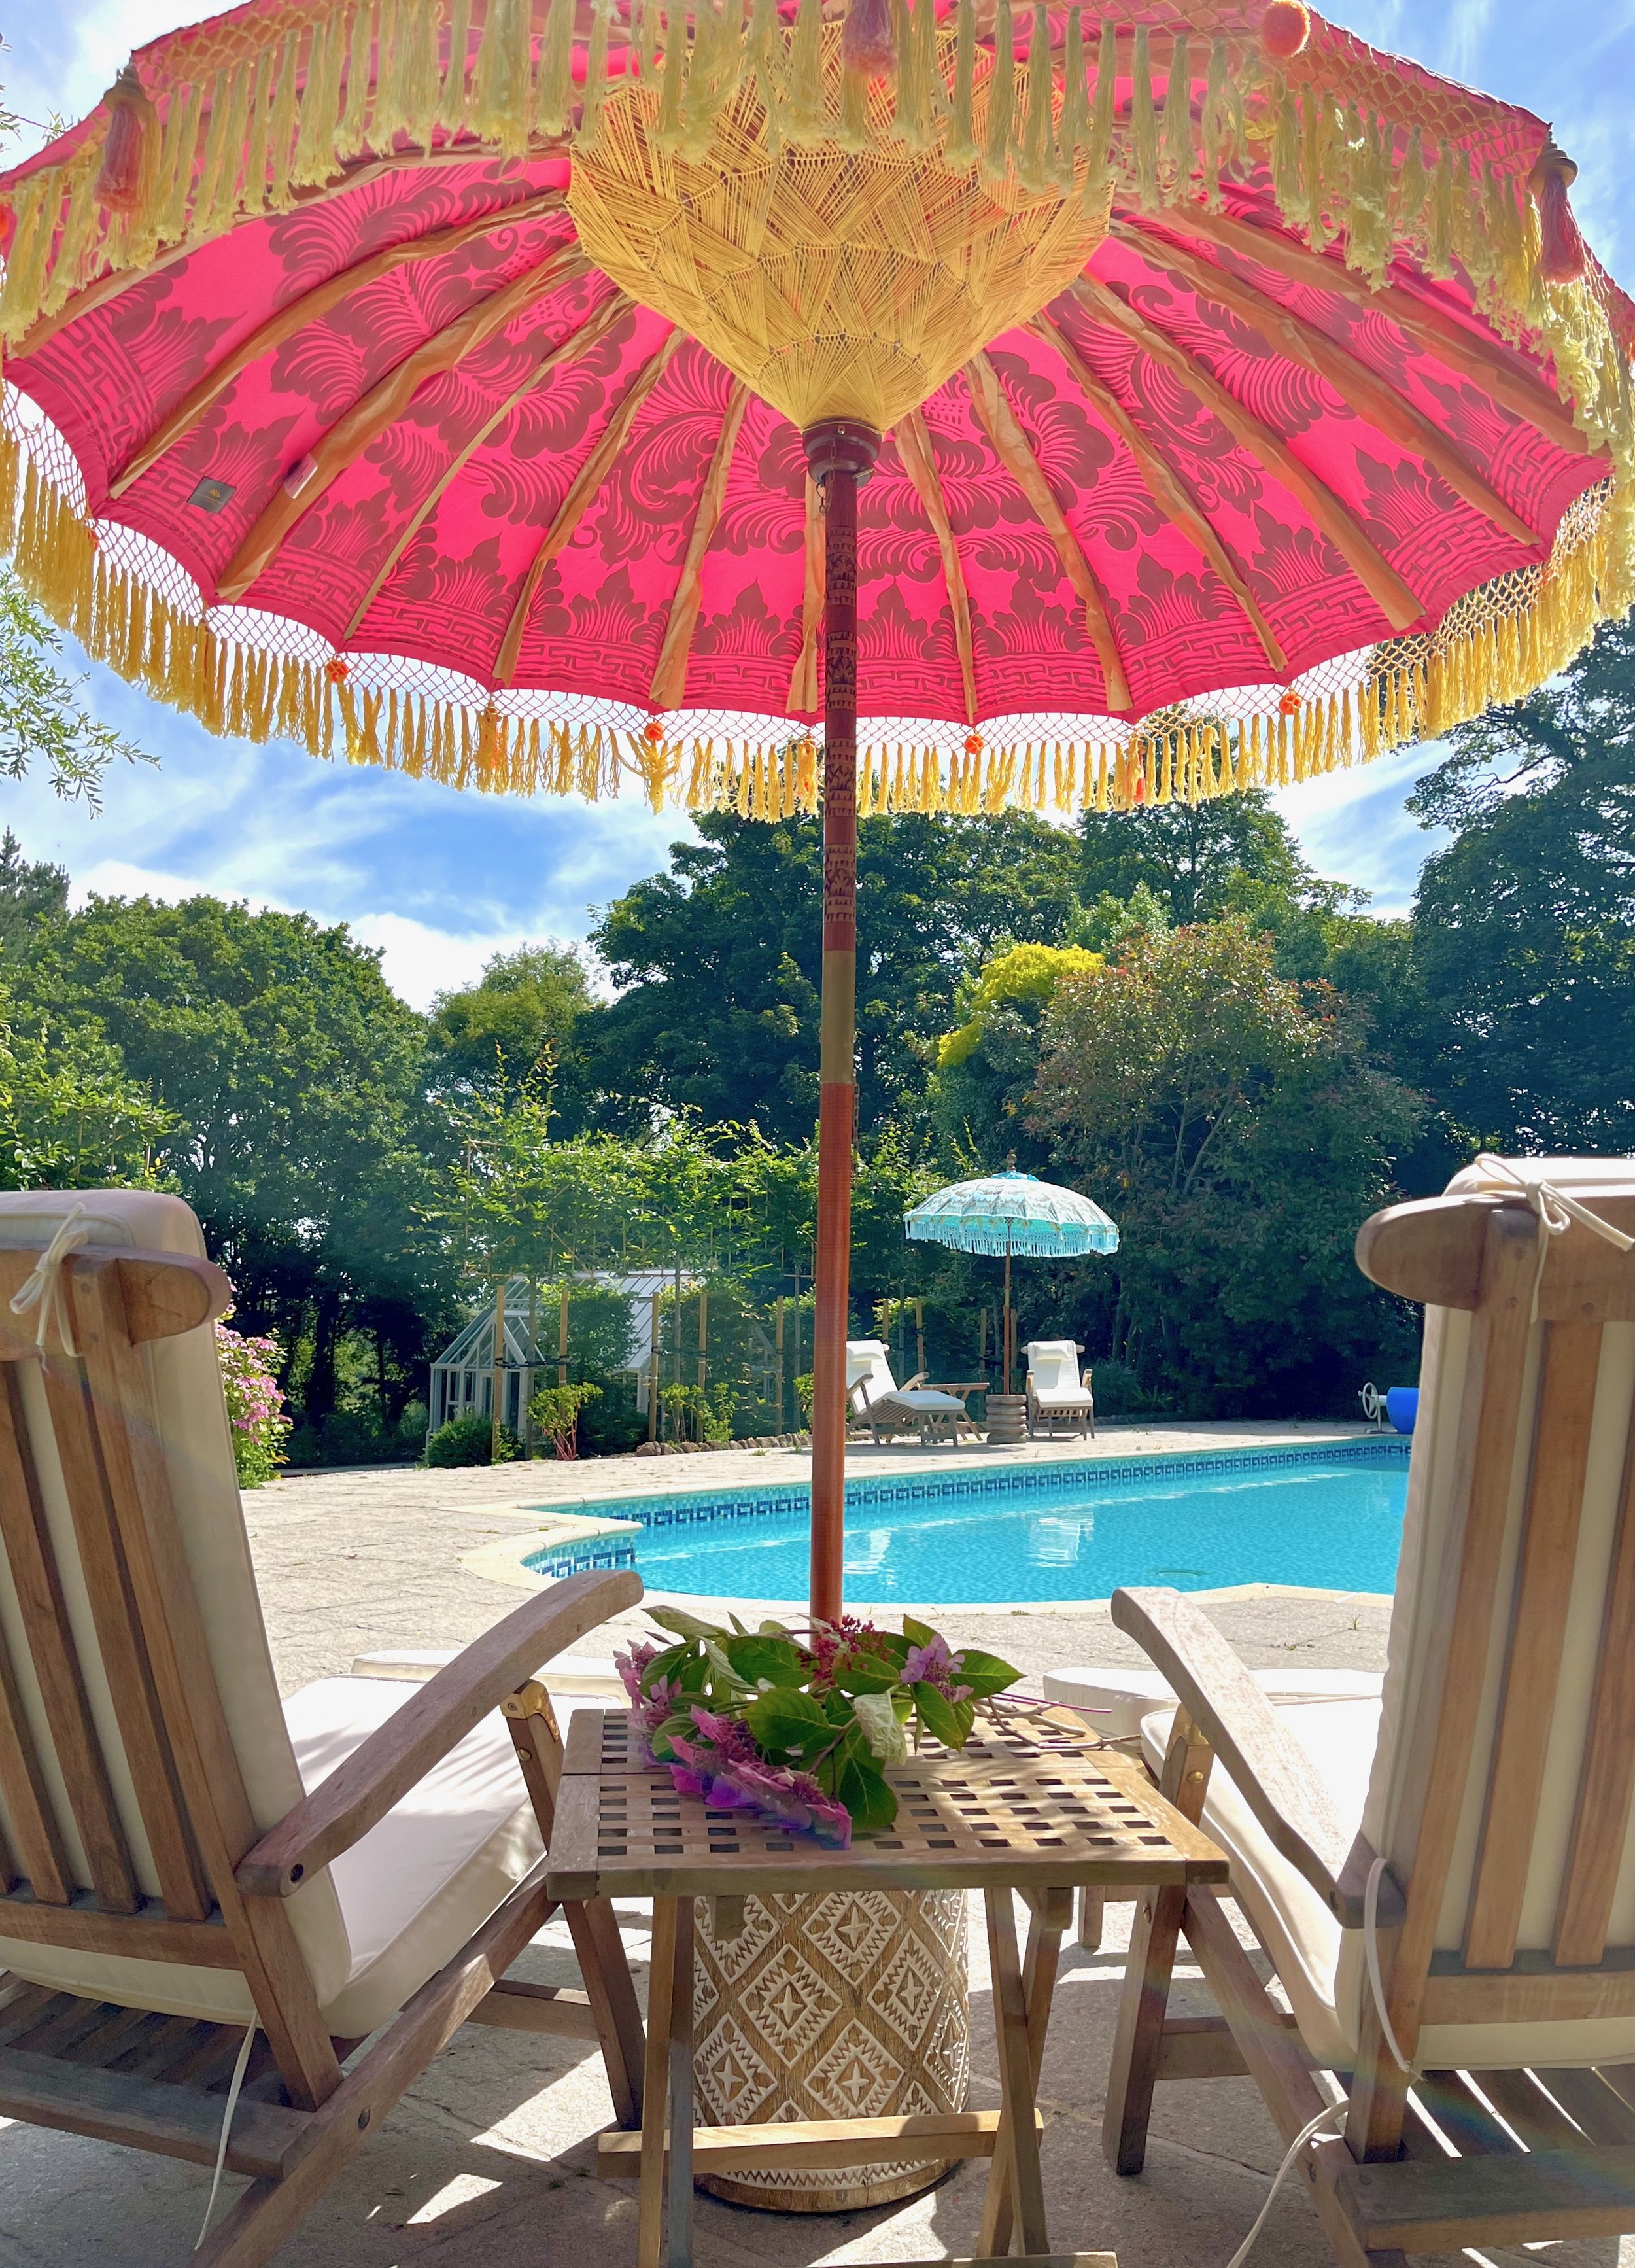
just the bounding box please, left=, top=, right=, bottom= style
left=979, top=1892, right=1065, bottom=2256
left=637, top=1900, right=678, bottom=2268
left=1076, top=1886, right=1104, bottom=1953
left=666, top=1897, right=695, bottom=2268
left=980, top=1888, right=1052, bottom=2258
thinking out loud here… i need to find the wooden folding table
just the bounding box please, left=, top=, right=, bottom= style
left=546, top=1710, right=1227, bottom=2268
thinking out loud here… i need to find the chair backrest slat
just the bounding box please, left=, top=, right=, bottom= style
left=1465, top=1318, right=1603, bottom=1968
left=34, top=1350, right=213, bottom=1920
left=0, top=1366, right=139, bottom=1913
left=71, top=1261, right=262, bottom=1875
left=1376, top=1209, right=1539, bottom=1997
left=0, top=1616, right=75, bottom=1906
left=1553, top=1420, right=1635, bottom=1967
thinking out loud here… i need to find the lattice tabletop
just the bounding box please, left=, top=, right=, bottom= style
left=546, top=1709, right=1227, bottom=1902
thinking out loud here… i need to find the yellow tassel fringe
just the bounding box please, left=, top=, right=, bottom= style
left=0, top=408, right=1626, bottom=822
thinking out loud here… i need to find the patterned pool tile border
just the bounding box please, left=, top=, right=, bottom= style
left=523, top=1437, right=1412, bottom=1581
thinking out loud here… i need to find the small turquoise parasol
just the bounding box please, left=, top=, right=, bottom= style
left=904, top=1168, right=1118, bottom=1393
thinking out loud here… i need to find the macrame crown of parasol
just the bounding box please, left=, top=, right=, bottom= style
left=0, top=0, right=1619, bottom=358
left=0, top=0, right=1630, bottom=819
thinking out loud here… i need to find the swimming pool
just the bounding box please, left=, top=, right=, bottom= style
left=524, top=1440, right=1410, bottom=1603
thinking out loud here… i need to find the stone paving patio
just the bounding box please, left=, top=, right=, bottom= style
left=1, top=1425, right=1622, bottom=2268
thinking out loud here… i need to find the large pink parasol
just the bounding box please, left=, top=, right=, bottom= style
left=1, top=0, right=1630, bottom=1616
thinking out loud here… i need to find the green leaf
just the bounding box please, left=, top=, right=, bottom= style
left=639, top=1642, right=689, bottom=1696
left=703, top=1639, right=751, bottom=1690
left=955, top=1649, right=1022, bottom=1698
left=650, top=1713, right=695, bottom=1759
left=723, top=1634, right=807, bottom=1688
left=649, top=1606, right=725, bottom=1641
left=902, top=1615, right=937, bottom=1647
left=835, top=1753, right=898, bottom=1834
left=912, top=1681, right=967, bottom=1749
left=831, top=1656, right=901, bottom=1695
left=744, top=1686, right=833, bottom=1763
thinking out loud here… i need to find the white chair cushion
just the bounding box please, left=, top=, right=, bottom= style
left=1141, top=1698, right=1635, bottom=2074
left=887, top=1388, right=967, bottom=1413
left=286, top=1678, right=593, bottom=2040
left=1044, top=1664, right=1382, bottom=1742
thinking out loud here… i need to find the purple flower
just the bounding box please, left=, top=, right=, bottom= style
left=615, top=1643, right=657, bottom=1704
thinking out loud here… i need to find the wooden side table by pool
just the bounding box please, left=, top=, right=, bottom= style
left=545, top=1711, right=1228, bottom=2268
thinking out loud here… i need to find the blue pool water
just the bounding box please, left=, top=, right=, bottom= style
left=525, top=1442, right=1410, bottom=1603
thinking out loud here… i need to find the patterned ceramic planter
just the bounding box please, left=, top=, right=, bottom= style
left=691, top=1885, right=970, bottom=2210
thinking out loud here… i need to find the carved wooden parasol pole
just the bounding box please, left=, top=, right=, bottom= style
left=802, top=416, right=880, bottom=1624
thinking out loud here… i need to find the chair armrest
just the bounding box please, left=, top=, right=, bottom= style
left=902, top=1370, right=928, bottom=1389
left=1111, top=1586, right=1402, bottom=1928
left=237, top=1567, right=642, bottom=1898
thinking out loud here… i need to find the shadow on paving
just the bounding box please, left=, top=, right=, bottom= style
left=2, top=1894, right=1622, bottom=2268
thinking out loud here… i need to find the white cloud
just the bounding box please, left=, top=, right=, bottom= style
left=1273, top=742, right=1449, bottom=916
left=348, top=913, right=525, bottom=1011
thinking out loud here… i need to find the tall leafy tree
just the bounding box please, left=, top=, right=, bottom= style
left=0, top=829, right=69, bottom=952
left=427, top=943, right=594, bottom=1111
left=1076, top=790, right=1357, bottom=928
left=583, top=809, right=1082, bottom=1140
left=1405, top=610, right=1634, bottom=1153
left=1029, top=919, right=1421, bottom=1414
left=12, top=896, right=453, bottom=1418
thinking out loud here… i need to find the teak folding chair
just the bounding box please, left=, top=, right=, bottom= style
left=0, top=1189, right=645, bottom=2266
left=1101, top=1155, right=1635, bottom=2263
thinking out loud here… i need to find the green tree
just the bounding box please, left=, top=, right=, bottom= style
left=428, top=943, right=594, bottom=1113
left=929, top=943, right=1104, bottom=1171
left=1028, top=920, right=1421, bottom=1414
left=11, top=896, right=453, bottom=1420
left=582, top=810, right=1083, bottom=1140
left=1404, top=610, right=1634, bottom=1153
left=0, top=986, right=175, bottom=1190
left=0, top=567, right=149, bottom=806
left=0, top=830, right=69, bottom=953
left=1076, top=790, right=1358, bottom=928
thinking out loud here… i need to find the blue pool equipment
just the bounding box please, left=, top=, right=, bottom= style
left=1386, top=1387, right=1419, bottom=1435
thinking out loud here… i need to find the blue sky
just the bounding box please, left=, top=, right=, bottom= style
left=3, top=1, right=1630, bottom=1007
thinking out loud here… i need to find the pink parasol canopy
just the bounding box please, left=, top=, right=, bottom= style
left=1, top=4, right=1630, bottom=811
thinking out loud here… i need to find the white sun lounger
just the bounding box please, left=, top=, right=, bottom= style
left=1024, top=1339, right=1095, bottom=1437
left=846, top=1338, right=971, bottom=1446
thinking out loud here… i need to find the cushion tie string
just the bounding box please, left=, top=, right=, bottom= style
left=7, top=1204, right=92, bottom=1357
left=1472, top=1153, right=1635, bottom=1321
left=1363, top=1853, right=1419, bottom=2078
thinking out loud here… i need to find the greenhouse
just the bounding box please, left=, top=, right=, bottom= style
left=427, top=1271, right=672, bottom=1442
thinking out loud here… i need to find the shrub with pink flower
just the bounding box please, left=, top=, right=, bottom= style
left=215, top=1317, right=292, bottom=1490
left=616, top=1606, right=1021, bottom=1849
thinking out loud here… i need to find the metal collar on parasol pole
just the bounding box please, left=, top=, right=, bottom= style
left=804, top=415, right=881, bottom=1628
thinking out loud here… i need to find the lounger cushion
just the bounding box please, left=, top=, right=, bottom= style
left=1140, top=1696, right=1635, bottom=2072
left=287, top=1678, right=553, bottom=2039
left=884, top=1388, right=966, bottom=1413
